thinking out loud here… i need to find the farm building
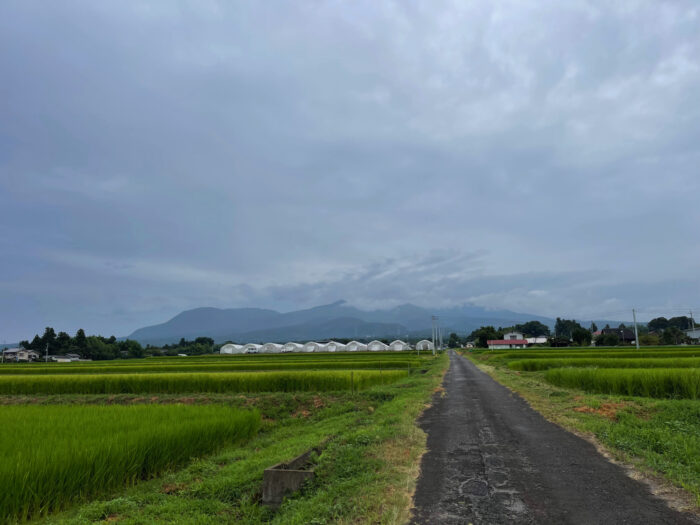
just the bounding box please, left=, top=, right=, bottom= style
left=525, top=336, right=548, bottom=344
left=389, top=340, right=410, bottom=351
left=2, top=348, right=40, bottom=362
left=415, top=340, right=434, bottom=351
left=283, top=342, right=304, bottom=353
left=345, top=340, right=367, bottom=351
left=242, top=343, right=262, bottom=354
left=303, top=341, right=326, bottom=353
left=325, top=341, right=346, bottom=352
left=219, top=344, right=244, bottom=355
left=487, top=338, right=528, bottom=350
left=260, top=343, right=283, bottom=353
left=367, top=340, right=388, bottom=351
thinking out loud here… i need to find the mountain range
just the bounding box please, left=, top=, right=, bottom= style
left=127, top=300, right=560, bottom=345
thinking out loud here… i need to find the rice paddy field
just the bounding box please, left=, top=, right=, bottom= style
left=0, top=350, right=444, bottom=524
left=466, top=345, right=700, bottom=506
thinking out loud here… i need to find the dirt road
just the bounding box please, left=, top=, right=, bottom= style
left=411, top=351, right=697, bottom=524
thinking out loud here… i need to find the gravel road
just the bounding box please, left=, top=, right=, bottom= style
left=410, top=351, right=698, bottom=525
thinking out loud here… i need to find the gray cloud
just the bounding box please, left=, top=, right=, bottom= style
left=1, top=1, right=699, bottom=340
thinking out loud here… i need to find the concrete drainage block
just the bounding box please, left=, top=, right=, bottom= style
left=262, top=448, right=319, bottom=506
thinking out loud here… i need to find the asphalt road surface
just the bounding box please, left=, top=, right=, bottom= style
left=411, top=351, right=698, bottom=525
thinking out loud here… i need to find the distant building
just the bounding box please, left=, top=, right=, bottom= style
left=345, top=340, right=367, bottom=351
left=303, top=342, right=326, bottom=353
left=525, top=336, right=548, bottom=345
left=487, top=338, right=528, bottom=350
left=260, top=343, right=283, bottom=354
left=388, top=339, right=410, bottom=351
left=601, top=327, right=635, bottom=343
left=415, top=340, right=434, bottom=351
left=325, top=341, right=346, bottom=352
left=282, top=342, right=304, bottom=353
left=685, top=328, right=700, bottom=342
left=220, top=344, right=244, bottom=355
left=502, top=331, right=525, bottom=341
left=242, top=344, right=262, bottom=354
left=2, top=348, right=40, bottom=362
left=367, top=340, right=388, bottom=351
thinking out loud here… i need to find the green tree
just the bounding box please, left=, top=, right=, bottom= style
left=469, top=326, right=501, bottom=348
left=447, top=332, right=461, bottom=348
left=589, top=322, right=598, bottom=333
left=40, top=327, right=57, bottom=349
left=639, top=334, right=660, bottom=346
left=74, top=329, right=87, bottom=352
left=596, top=333, right=620, bottom=346
left=555, top=318, right=584, bottom=339
left=662, top=326, right=683, bottom=345
left=55, top=332, right=71, bottom=354
left=571, top=328, right=592, bottom=346
left=514, top=321, right=550, bottom=337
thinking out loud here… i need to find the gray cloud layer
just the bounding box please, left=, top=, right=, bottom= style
left=2, top=1, right=699, bottom=340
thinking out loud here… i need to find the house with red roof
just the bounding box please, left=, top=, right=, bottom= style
left=487, top=331, right=528, bottom=349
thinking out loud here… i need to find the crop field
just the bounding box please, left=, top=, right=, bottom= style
left=466, top=345, right=700, bottom=505
left=0, top=405, right=260, bottom=522
left=1, top=350, right=444, bottom=524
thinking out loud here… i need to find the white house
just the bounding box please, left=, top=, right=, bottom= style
left=219, top=344, right=244, bottom=355
left=260, top=343, right=283, bottom=354
left=345, top=340, right=367, bottom=351
left=242, top=343, right=262, bottom=354
left=325, top=341, right=346, bottom=352
left=415, top=340, right=434, bottom=351
left=283, top=342, right=304, bottom=353
left=503, top=331, right=525, bottom=340
left=303, top=341, right=326, bottom=353
left=389, top=339, right=410, bottom=351
left=367, top=340, right=388, bottom=351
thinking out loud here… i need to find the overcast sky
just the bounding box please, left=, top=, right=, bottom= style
left=2, top=1, right=700, bottom=341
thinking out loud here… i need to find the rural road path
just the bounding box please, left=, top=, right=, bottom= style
left=411, top=350, right=698, bottom=525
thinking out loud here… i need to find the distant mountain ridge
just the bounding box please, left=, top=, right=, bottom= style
left=127, top=300, right=560, bottom=345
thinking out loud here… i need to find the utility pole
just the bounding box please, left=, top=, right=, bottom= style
left=45, top=343, right=49, bottom=363
left=690, top=310, right=696, bottom=332
left=632, top=309, right=640, bottom=350
left=431, top=316, right=438, bottom=356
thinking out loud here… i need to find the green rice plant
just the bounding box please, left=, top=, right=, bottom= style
left=544, top=368, right=700, bottom=399
left=0, top=370, right=408, bottom=395
left=0, top=359, right=423, bottom=375
left=0, top=404, right=260, bottom=522
left=509, top=357, right=700, bottom=371
left=492, top=349, right=700, bottom=361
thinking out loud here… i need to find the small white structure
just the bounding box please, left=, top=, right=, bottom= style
left=325, top=341, right=346, bottom=352
left=525, top=336, right=548, bottom=345
left=219, top=344, right=244, bottom=355
left=242, top=343, right=262, bottom=354
left=415, top=340, right=434, bottom=351
left=283, top=342, right=304, bottom=353
left=367, top=340, right=388, bottom=351
left=503, top=331, right=525, bottom=341
left=389, top=339, right=410, bottom=351
left=303, top=341, right=326, bottom=353
left=345, top=340, right=367, bottom=352
left=261, top=343, right=283, bottom=354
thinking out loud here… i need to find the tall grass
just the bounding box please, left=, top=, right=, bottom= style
left=544, top=368, right=700, bottom=399
left=509, top=357, right=700, bottom=371
left=0, top=370, right=407, bottom=395
left=0, top=405, right=260, bottom=522
left=492, top=349, right=700, bottom=361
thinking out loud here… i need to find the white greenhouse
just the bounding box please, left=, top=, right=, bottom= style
left=242, top=343, right=262, bottom=354
left=367, top=340, right=388, bottom=351
left=303, top=341, right=326, bottom=353
left=345, top=340, right=367, bottom=352
left=415, top=339, right=435, bottom=351
left=219, top=343, right=244, bottom=355
left=283, top=342, right=304, bottom=353
left=260, top=343, right=283, bottom=354
left=325, top=341, right=346, bottom=352
left=389, top=339, right=410, bottom=351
